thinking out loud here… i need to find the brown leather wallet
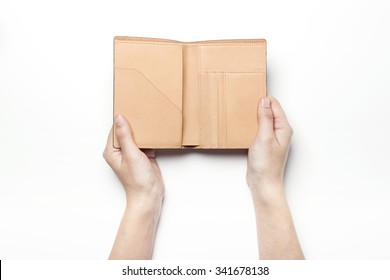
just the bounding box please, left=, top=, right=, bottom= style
left=114, top=36, right=266, bottom=149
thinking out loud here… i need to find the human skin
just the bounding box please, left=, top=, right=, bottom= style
left=103, top=96, right=303, bottom=260
left=247, top=96, right=304, bottom=259
left=103, top=115, right=165, bottom=259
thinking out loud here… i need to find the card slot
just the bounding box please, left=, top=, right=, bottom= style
left=199, top=72, right=210, bottom=147
left=225, top=72, right=266, bottom=147
left=199, top=72, right=227, bottom=148
left=200, top=72, right=265, bottom=148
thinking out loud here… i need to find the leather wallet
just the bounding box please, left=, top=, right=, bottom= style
left=114, top=36, right=267, bottom=149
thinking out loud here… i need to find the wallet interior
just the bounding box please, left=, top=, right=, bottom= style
left=114, top=37, right=266, bottom=149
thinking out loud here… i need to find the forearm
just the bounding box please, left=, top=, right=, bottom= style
left=251, top=183, right=304, bottom=260
left=109, top=196, right=163, bottom=260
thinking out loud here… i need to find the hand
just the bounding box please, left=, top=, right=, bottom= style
left=103, top=115, right=164, bottom=259
left=246, top=96, right=293, bottom=198
left=247, top=97, right=304, bottom=259
left=103, top=115, right=165, bottom=205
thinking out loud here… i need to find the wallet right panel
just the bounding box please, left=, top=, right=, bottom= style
left=199, top=42, right=266, bottom=148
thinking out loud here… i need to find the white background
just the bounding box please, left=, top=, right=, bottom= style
left=3, top=261, right=390, bottom=280
left=0, top=0, right=389, bottom=260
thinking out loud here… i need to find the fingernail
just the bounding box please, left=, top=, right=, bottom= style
left=261, top=96, right=270, bottom=108
left=114, top=115, right=124, bottom=127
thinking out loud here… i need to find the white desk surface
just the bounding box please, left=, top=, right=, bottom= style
left=1, top=0, right=389, bottom=259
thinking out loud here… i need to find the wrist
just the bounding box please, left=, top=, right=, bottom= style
left=249, top=180, right=286, bottom=208
left=124, top=182, right=165, bottom=205
left=125, top=192, right=164, bottom=218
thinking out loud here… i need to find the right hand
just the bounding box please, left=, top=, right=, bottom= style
left=246, top=96, right=293, bottom=198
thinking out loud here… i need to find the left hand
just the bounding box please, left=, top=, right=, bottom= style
left=103, top=115, right=165, bottom=203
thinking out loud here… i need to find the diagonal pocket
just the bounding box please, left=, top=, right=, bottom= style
left=114, top=68, right=182, bottom=148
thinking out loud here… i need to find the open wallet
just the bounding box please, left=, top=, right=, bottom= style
left=113, top=36, right=267, bottom=149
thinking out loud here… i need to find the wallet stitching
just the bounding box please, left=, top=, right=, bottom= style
left=200, top=71, right=264, bottom=73
left=225, top=73, right=229, bottom=148
left=116, top=41, right=264, bottom=47
left=209, top=73, right=213, bottom=147
left=199, top=47, right=203, bottom=147
left=116, top=36, right=265, bottom=44
left=215, top=73, right=218, bottom=148
left=217, top=73, right=221, bottom=148
left=208, top=73, right=211, bottom=147
left=224, top=73, right=227, bottom=148
left=216, top=72, right=264, bottom=74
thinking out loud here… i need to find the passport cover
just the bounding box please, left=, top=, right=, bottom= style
left=114, top=36, right=267, bottom=149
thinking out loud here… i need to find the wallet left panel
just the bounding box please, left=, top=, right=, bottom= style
left=114, top=38, right=183, bottom=148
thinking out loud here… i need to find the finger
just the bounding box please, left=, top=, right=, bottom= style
left=114, top=114, right=140, bottom=157
left=269, top=96, right=289, bottom=128
left=149, top=157, right=162, bottom=176
left=257, top=96, right=275, bottom=140
left=142, top=149, right=156, bottom=158
left=104, top=126, right=115, bottom=153
left=103, top=126, right=121, bottom=166
left=141, top=149, right=161, bottom=175
left=269, top=96, right=293, bottom=144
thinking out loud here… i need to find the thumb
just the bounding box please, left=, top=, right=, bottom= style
left=257, top=96, right=275, bottom=140
left=114, top=115, right=140, bottom=156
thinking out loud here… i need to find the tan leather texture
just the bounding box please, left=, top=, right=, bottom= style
left=114, top=36, right=267, bottom=149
